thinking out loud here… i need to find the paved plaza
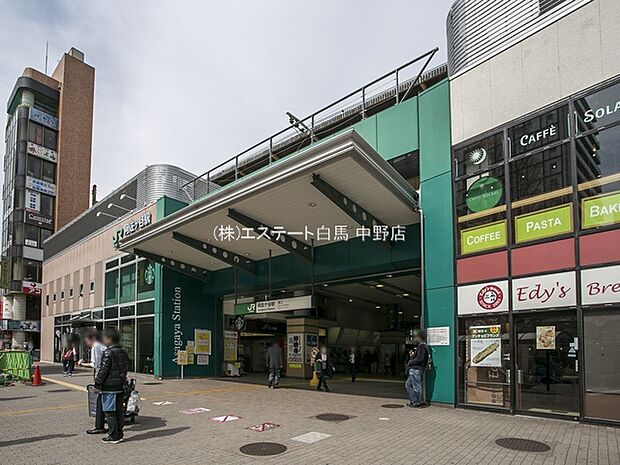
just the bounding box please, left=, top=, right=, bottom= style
left=0, top=365, right=618, bottom=465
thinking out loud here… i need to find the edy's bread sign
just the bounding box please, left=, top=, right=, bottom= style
left=458, top=280, right=509, bottom=315
left=512, top=271, right=576, bottom=310
left=581, top=265, right=620, bottom=305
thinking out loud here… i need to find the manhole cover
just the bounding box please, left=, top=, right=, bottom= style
left=240, top=442, right=287, bottom=456
left=49, top=389, right=72, bottom=393
left=381, top=404, right=405, bottom=409
left=315, top=413, right=351, bottom=422
left=495, top=438, right=550, bottom=453
left=144, top=382, right=162, bottom=385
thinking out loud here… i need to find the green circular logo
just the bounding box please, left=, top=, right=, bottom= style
left=144, top=264, right=155, bottom=285
left=466, top=176, right=503, bottom=213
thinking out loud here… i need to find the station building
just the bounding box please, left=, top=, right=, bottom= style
left=39, top=0, right=620, bottom=425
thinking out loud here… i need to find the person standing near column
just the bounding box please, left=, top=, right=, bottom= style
left=405, top=329, right=429, bottom=408
left=79, top=329, right=107, bottom=434
left=95, top=328, right=129, bottom=444
left=314, top=345, right=335, bottom=392
left=266, top=340, right=283, bottom=388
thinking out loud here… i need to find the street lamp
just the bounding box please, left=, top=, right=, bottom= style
left=107, top=202, right=131, bottom=213
left=96, top=211, right=118, bottom=220
left=119, top=193, right=136, bottom=202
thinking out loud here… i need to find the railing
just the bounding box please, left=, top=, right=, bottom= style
left=183, top=48, right=440, bottom=201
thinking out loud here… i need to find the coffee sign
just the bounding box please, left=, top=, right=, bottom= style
left=460, top=221, right=507, bottom=255
left=515, top=204, right=573, bottom=243
left=581, top=265, right=620, bottom=305
left=512, top=271, right=576, bottom=310
left=458, top=280, right=509, bottom=315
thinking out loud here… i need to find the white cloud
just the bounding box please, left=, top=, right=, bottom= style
left=0, top=0, right=454, bottom=197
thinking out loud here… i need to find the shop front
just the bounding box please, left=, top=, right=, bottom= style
left=454, top=76, right=620, bottom=424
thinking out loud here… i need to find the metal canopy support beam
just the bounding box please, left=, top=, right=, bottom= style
left=134, top=248, right=211, bottom=283
left=311, top=173, right=392, bottom=249
left=172, top=231, right=256, bottom=274
left=227, top=208, right=312, bottom=261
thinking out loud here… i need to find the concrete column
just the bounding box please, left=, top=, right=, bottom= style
left=286, top=317, right=320, bottom=379
left=11, top=294, right=27, bottom=347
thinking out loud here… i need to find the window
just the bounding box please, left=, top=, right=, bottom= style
left=121, top=254, right=135, bottom=264
left=69, top=288, right=74, bottom=298
left=120, top=305, right=135, bottom=317
left=42, top=161, right=56, bottom=183
left=137, top=300, right=155, bottom=316
left=24, top=224, right=39, bottom=248
left=27, top=155, right=42, bottom=178
left=23, top=260, right=41, bottom=282
left=508, top=106, right=569, bottom=157
left=41, top=228, right=52, bottom=244
left=90, top=281, right=95, bottom=292
left=575, top=81, right=620, bottom=133
left=79, top=283, right=84, bottom=297
left=576, top=124, right=620, bottom=201
left=105, top=270, right=119, bottom=306
left=137, top=260, right=155, bottom=300
left=104, top=307, right=118, bottom=319
left=27, top=122, right=57, bottom=150
left=46, top=295, right=49, bottom=306
left=119, top=264, right=136, bottom=304
left=53, top=293, right=57, bottom=302
left=43, top=128, right=57, bottom=150
left=26, top=155, right=56, bottom=183
left=61, top=290, right=65, bottom=300
left=106, top=259, right=120, bottom=270
left=455, top=133, right=504, bottom=179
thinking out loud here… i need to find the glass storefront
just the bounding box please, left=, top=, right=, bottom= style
left=454, top=78, right=620, bottom=424
left=103, top=254, right=155, bottom=374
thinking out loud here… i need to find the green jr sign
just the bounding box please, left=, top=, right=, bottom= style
left=515, top=204, right=573, bottom=243
left=582, top=191, right=620, bottom=228
left=460, top=220, right=507, bottom=255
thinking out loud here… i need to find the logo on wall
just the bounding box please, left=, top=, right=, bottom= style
left=233, top=315, right=246, bottom=331
left=466, top=176, right=503, bottom=213
left=477, top=285, right=503, bottom=310
left=144, top=263, right=155, bottom=285
left=467, top=147, right=487, bottom=165
left=112, top=212, right=152, bottom=246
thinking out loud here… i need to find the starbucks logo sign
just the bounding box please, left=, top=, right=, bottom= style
left=144, top=263, right=155, bottom=285
left=466, top=176, right=503, bottom=213
left=477, top=285, right=503, bottom=310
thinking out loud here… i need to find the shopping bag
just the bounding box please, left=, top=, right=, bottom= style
left=126, top=390, right=142, bottom=414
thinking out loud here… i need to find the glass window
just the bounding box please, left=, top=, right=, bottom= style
left=509, top=106, right=569, bottom=157
left=79, top=283, right=84, bottom=297
left=137, top=260, right=155, bottom=300
left=23, top=260, right=41, bottom=282
left=92, top=310, right=103, bottom=320
left=575, top=81, right=620, bottom=133
left=584, top=308, right=620, bottom=421
left=509, top=143, right=572, bottom=217
left=120, top=305, right=135, bottom=317
left=137, top=317, right=154, bottom=374
left=90, top=281, right=95, bottom=292
left=455, top=132, right=504, bottom=178
left=41, top=228, right=52, bottom=244
left=388, top=151, right=419, bottom=189
left=106, top=259, right=119, bottom=270
left=121, top=254, right=135, bottom=264
left=43, top=128, right=57, bottom=150
left=69, top=288, right=73, bottom=298
left=104, top=307, right=118, bottom=320
left=119, top=264, right=136, bottom=304
left=27, top=155, right=42, bottom=178
left=24, top=224, right=39, bottom=247
left=104, top=270, right=119, bottom=306
left=120, top=319, right=135, bottom=372
left=458, top=315, right=511, bottom=409
left=28, top=122, right=44, bottom=145
left=137, top=300, right=155, bottom=316
left=61, top=290, right=65, bottom=300
left=42, top=161, right=56, bottom=183
left=40, top=195, right=54, bottom=217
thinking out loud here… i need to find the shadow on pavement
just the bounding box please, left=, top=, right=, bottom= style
left=0, top=434, right=78, bottom=447
left=124, top=415, right=167, bottom=431
left=0, top=396, right=36, bottom=401
left=127, top=427, right=190, bottom=442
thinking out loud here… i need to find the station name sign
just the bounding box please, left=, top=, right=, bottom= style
left=234, top=295, right=312, bottom=316
left=112, top=212, right=152, bottom=246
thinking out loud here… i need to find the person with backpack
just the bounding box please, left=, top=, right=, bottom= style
left=62, top=343, right=78, bottom=377
left=405, top=329, right=429, bottom=408
left=94, top=328, right=130, bottom=444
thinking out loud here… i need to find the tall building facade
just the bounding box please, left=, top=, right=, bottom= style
left=1, top=48, right=94, bottom=350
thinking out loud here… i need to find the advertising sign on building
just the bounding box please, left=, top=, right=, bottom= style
left=25, top=209, right=53, bottom=229
left=465, top=177, right=503, bottom=213
left=194, top=329, right=212, bottom=355
left=112, top=212, right=152, bottom=246
left=460, top=221, right=507, bottom=255
left=514, top=204, right=573, bottom=243
left=176, top=350, right=188, bottom=366
left=469, top=325, right=501, bottom=368
left=458, top=280, right=509, bottom=315
left=287, top=333, right=303, bottom=365
left=581, top=265, right=620, bottom=305
left=536, top=326, right=556, bottom=350
left=305, top=334, right=318, bottom=364
left=26, top=190, right=40, bottom=211
left=582, top=192, right=620, bottom=229
left=22, top=281, right=42, bottom=295
left=1, top=320, right=40, bottom=332
left=512, top=271, right=576, bottom=310
left=224, top=330, right=238, bottom=362
left=26, top=176, right=56, bottom=196
left=427, top=326, right=450, bottom=346
left=234, top=295, right=312, bottom=315
left=29, top=107, right=59, bottom=130
left=27, top=141, right=57, bottom=163
left=1, top=299, right=12, bottom=320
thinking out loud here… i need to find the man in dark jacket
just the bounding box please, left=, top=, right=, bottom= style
left=95, top=328, right=130, bottom=444
left=266, top=340, right=283, bottom=388
left=314, top=346, right=335, bottom=392
left=405, top=329, right=429, bottom=408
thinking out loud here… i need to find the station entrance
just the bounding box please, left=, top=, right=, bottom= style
left=221, top=270, right=421, bottom=390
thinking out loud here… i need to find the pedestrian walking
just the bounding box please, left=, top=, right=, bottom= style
left=62, top=343, right=77, bottom=377
left=78, top=329, right=108, bottom=435
left=405, top=329, right=429, bottom=408
left=94, top=328, right=129, bottom=444
left=314, top=346, right=334, bottom=392
left=348, top=347, right=358, bottom=382
left=266, top=340, right=283, bottom=388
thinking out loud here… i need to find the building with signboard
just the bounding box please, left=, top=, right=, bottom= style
left=449, top=0, right=620, bottom=423
left=1, top=48, right=95, bottom=350
left=40, top=164, right=204, bottom=371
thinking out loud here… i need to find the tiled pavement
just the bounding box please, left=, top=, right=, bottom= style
left=0, top=364, right=618, bottom=465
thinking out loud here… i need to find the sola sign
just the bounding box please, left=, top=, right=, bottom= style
left=581, top=265, right=620, bottom=305
left=512, top=271, right=576, bottom=310
left=457, top=280, right=509, bottom=315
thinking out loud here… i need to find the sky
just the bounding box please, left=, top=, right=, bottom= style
left=0, top=0, right=455, bottom=197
